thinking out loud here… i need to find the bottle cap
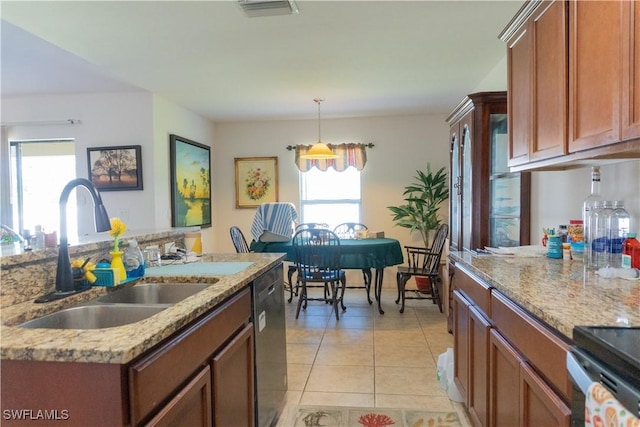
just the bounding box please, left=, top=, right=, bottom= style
left=627, top=232, right=637, bottom=238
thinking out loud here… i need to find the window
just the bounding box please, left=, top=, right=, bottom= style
left=10, top=140, right=77, bottom=237
left=299, top=167, right=361, bottom=229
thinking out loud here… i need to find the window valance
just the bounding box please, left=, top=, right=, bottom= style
left=291, top=143, right=371, bottom=172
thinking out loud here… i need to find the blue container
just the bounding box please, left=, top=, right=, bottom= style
left=547, top=236, right=563, bottom=259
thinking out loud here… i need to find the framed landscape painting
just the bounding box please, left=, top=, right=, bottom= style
left=87, top=145, right=143, bottom=191
left=169, top=134, right=212, bottom=227
left=235, top=156, right=278, bottom=208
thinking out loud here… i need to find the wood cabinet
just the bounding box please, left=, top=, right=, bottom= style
left=568, top=0, right=622, bottom=152
left=504, top=0, right=567, bottom=167
left=452, top=264, right=571, bottom=427
left=146, top=366, right=212, bottom=427
left=501, top=0, right=640, bottom=171
left=622, top=0, right=640, bottom=141
left=0, top=288, right=254, bottom=427
left=447, top=92, right=530, bottom=252
left=212, top=324, right=254, bottom=427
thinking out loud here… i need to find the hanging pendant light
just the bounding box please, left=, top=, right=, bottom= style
left=301, top=98, right=338, bottom=159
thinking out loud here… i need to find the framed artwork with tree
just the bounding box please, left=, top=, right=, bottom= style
left=169, top=134, right=212, bottom=227
left=87, top=145, right=143, bottom=191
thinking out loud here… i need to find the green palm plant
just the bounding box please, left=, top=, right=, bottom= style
left=387, top=164, right=449, bottom=248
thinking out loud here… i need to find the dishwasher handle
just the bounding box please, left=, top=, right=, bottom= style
left=567, top=351, right=593, bottom=395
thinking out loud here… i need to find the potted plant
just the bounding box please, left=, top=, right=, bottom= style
left=387, top=164, right=449, bottom=292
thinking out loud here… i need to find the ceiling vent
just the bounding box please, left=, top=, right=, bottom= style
left=238, top=0, right=299, bottom=17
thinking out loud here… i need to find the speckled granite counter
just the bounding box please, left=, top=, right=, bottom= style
left=1, top=253, right=285, bottom=364
left=449, top=251, right=640, bottom=339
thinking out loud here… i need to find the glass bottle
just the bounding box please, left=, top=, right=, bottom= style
left=124, top=239, right=146, bottom=279
left=622, top=232, right=640, bottom=269
left=582, top=166, right=602, bottom=268
left=608, top=200, right=630, bottom=268
left=592, top=200, right=613, bottom=269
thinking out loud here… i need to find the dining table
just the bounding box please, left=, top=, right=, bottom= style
left=249, top=237, right=404, bottom=314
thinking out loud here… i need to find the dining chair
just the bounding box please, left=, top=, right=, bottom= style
left=333, top=222, right=373, bottom=304
left=292, top=228, right=346, bottom=320
left=395, top=224, right=449, bottom=313
left=230, top=226, right=250, bottom=253
left=287, top=222, right=330, bottom=302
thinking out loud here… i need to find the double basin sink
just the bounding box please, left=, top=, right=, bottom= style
left=19, top=283, right=212, bottom=330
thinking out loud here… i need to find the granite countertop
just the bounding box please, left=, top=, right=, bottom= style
left=449, top=251, right=640, bottom=339
left=1, top=253, right=285, bottom=364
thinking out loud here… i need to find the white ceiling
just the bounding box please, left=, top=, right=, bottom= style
left=1, top=1, right=523, bottom=122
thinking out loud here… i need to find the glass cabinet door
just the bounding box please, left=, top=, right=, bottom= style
left=489, top=113, right=522, bottom=247
left=450, top=131, right=461, bottom=250
left=462, top=124, right=472, bottom=251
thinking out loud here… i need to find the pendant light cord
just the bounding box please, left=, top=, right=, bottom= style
left=314, top=98, right=324, bottom=142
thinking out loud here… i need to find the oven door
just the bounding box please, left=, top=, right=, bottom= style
left=567, top=347, right=640, bottom=426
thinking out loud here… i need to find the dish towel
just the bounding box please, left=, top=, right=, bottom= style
left=585, top=382, right=640, bottom=427
left=250, top=202, right=298, bottom=242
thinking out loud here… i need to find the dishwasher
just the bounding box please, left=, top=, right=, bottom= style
left=252, top=264, right=288, bottom=427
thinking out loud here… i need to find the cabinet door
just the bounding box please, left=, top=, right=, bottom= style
left=449, top=124, right=462, bottom=251
left=520, top=362, right=571, bottom=427
left=530, top=0, right=567, bottom=161
left=212, top=323, right=255, bottom=427
left=460, top=117, right=473, bottom=251
left=507, top=17, right=532, bottom=167
left=489, top=329, right=521, bottom=427
left=453, top=290, right=470, bottom=404
left=622, top=0, right=640, bottom=140
left=146, top=366, right=212, bottom=427
left=569, top=0, right=622, bottom=152
left=468, top=306, right=491, bottom=427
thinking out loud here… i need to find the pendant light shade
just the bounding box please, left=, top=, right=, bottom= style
left=301, top=98, right=338, bottom=160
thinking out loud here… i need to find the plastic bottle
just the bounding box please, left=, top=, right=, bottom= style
left=31, top=225, right=45, bottom=250
left=607, top=201, right=630, bottom=268
left=622, top=232, right=640, bottom=269
left=582, top=166, right=603, bottom=268
left=124, top=239, right=145, bottom=279
left=592, top=201, right=613, bottom=269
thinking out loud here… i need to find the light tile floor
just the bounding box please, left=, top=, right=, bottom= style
left=276, top=286, right=472, bottom=426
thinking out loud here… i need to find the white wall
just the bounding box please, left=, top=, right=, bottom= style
left=151, top=94, right=216, bottom=252
left=531, top=160, right=640, bottom=244
left=2, top=92, right=155, bottom=235
left=2, top=92, right=215, bottom=249
left=212, top=114, right=451, bottom=253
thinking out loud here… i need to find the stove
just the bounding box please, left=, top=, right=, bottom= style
left=568, top=326, right=640, bottom=425
left=573, top=326, right=640, bottom=380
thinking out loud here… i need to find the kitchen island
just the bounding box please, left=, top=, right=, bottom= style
left=448, top=251, right=639, bottom=427
left=1, top=251, right=286, bottom=426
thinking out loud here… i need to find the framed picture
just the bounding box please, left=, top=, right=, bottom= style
left=169, top=134, right=212, bottom=227
left=235, top=156, right=278, bottom=208
left=87, top=145, right=143, bottom=191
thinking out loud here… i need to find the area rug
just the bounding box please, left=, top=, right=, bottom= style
left=286, top=405, right=461, bottom=427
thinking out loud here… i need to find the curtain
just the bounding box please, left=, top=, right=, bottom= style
left=294, top=143, right=368, bottom=172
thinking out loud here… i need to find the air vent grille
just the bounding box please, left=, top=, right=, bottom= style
left=238, top=0, right=299, bottom=17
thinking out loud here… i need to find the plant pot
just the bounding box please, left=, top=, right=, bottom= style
left=415, top=276, right=432, bottom=294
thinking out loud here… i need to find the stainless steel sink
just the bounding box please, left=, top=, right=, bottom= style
left=96, top=283, right=210, bottom=305
left=18, top=304, right=167, bottom=329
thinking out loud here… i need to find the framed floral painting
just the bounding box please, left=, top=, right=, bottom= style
left=234, top=157, right=278, bottom=208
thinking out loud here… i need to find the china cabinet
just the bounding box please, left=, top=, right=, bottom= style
left=446, top=92, right=531, bottom=252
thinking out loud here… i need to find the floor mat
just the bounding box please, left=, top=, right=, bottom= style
left=286, top=405, right=461, bottom=427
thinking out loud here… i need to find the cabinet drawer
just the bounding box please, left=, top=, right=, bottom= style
left=491, top=290, right=571, bottom=401
left=455, top=265, right=491, bottom=316
left=129, top=288, right=251, bottom=425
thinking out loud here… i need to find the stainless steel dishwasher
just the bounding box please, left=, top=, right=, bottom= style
left=252, top=264, right=288, bottom=427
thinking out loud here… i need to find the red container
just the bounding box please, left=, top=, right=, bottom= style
left=622, top=233, right=640, bottom=269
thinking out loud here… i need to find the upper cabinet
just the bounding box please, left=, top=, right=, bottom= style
left=500, top=0, right=640, bottom=171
